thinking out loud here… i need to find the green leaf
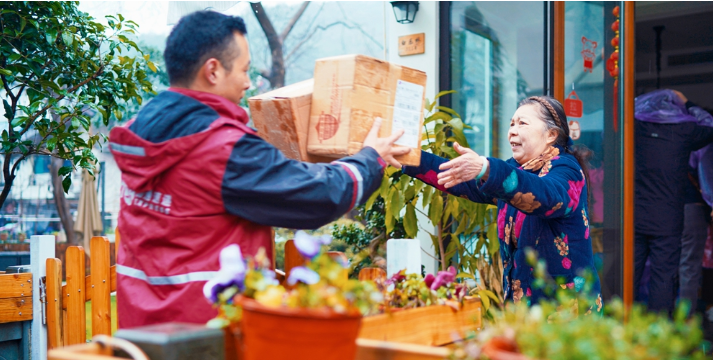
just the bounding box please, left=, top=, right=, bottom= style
left=62, top=176, right=72, bottom=193
left=147, top=61, right=157, bottom=73
left=0, top=69, right=11, bottom=76
left=428, top=193, right=443, bottom=226
left=45, top=28, right=57, bottom=44
left=404, top=204, right=418, bottom=238
left=385, top=204, right=395, bottom=234
left=436, top=106, right=461, bottom=119
left=453, top=217, right=467, bottom=237
left=486, top=222, right=499, bottom=256
left=3, top=100, right=13, bottom=121
left=434, top=90, right=457, bottom=100
left=477, top=290, right=491, bottom=312
left=456, top=272, right=475, bottom=280
left=379, top=175, right=390, bottom=200
left=421, top=185, right=433, bottom=208
left=424, top=111, right=452, bottom=125
left=58, top=166, right=72, bottom=176
left=397, top=174, right=409, bottom=191
left=365, top=189, right=380, bottom=212
left=62, top=31, right=73, bottom=47
left=20, top=17, right=26, bottom=32
left=389, top=186, right=404, bottom=217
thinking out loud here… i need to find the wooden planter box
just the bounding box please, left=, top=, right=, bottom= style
left=358, top=298, right=483, bottom=346
left=49, top=338, right=450, bottom=360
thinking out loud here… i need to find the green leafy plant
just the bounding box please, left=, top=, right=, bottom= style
left=0, top=3, right=157, bottom=207
left=450, top=250, right=710, bottom=360
left=363, top=91, right=502, bottom=304
left=331, top=196, right=405, bottom=278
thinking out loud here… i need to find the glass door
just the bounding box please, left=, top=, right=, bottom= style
left=560, top=1, right=634, bottom=303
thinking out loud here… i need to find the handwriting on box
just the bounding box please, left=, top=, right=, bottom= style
left=392, top=80, right=423, bottom=149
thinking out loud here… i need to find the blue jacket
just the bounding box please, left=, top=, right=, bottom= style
left=404, top=146, right=602, bottom=310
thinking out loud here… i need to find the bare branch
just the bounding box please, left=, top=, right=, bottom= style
left=279, top=2, right=310, bottom=42
left=421, top=247, right=441, bottom=262
left=259, top=69, right=271, bottom=80
left=9, top=153, right=28, bottom=179
left=251, top=2, right=286, bottom=88
left=285, top=21, right=383, bottom=62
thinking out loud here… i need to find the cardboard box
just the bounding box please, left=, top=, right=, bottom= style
left=248, top=79, right=332, bottom=163
left=308, top=54, right=427, bottom=166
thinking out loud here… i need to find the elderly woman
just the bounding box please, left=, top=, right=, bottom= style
left=388, top=96, right=601, bottom=310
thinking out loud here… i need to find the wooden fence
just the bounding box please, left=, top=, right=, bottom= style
left=46, top=236, right=117, bottom=349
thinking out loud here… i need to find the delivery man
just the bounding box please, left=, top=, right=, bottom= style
left=109, top=11, right=409, bottom=328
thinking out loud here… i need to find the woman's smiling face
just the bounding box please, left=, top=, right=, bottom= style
left=508, top=104, right=557, bottom=164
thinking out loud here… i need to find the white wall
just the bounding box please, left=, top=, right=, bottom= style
left=385, top=1, right=440, bottom=276
left=385, top=1, right=440, bottom=101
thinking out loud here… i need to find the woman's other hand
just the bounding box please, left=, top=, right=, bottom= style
left=437, top=143, right=487, bottom=188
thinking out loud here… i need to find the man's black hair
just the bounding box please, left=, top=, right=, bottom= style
left=164, top=11, right=247, bottom=86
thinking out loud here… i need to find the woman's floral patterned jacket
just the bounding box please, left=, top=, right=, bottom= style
left=403, top=145, right=602, bottom=311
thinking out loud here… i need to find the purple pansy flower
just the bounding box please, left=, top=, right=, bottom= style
left=203, top=244, right=246, bottom=304
left=430, top=266, right=457, bottom=290
left=294, top=230, right=332, bottom=259
left=287, top=266, right=320, bottom=285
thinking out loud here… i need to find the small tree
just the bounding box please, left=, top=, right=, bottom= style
left=364, top=91, right=503, bottom=304
left=0, top=3, right=156, bottom=213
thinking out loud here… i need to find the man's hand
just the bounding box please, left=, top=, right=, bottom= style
left=362, top=117, right=410, bottom=168
left=437, top=142, right=487, bottom=188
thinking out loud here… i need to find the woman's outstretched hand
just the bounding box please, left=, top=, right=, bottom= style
left=437, top=142, right=487, bottom=188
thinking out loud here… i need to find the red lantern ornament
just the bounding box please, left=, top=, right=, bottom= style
left=608, top=6, right=621, bottom=132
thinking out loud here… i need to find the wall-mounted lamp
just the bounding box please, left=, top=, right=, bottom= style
left=390, top=1, right=419, bottom=24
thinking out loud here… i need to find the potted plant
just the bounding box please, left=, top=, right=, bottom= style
left=204, top=231, right=382, bottom=360
left=448, top=252, right=711, bottom=360
left=358, top=267, right=485, bottom=346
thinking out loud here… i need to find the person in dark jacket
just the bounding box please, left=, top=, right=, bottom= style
left=109, top=11, right=409, bottom=328
left=386, top=96, right=602, bottom=310
left=634, top=89, right=713, bottom=313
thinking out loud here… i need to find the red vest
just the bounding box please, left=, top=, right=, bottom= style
left=110, top=89, right=273, bottom=328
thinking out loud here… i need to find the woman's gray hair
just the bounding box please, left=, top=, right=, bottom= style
left=518, top=96, right=593, bottom=185
left=518, top=96, right=569, bottom=148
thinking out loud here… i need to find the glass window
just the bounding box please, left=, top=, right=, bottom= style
left=450, top=1, right=545, bottom=159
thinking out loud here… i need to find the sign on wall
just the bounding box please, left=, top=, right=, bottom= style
left=398, top=33, right=425, bottom=56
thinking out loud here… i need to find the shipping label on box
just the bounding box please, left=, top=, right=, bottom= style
left=248, top=79, right=332, bottom=163
left=307, top=55, right=427, bottom=166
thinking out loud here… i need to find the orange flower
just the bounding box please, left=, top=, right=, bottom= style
left=510, top=192, right=542, bottom=213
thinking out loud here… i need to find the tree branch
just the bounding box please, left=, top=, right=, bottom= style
left=285, top=20, right=383, bottom=63
left=259, top=69, right=271, bottom=80
left=279, top=2, right=309, bottom=42
left=9, top=153, right=28, bottom=179
left=251, top=2, right=286, bottom=88
left=19, top=64, right=105, bottom=137
left=251, top=3, right=282, bottom=51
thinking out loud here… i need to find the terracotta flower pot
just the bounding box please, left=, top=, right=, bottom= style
left=482, top=337, right=531, bottom=360
left=237, top=297, right=362, bottom=360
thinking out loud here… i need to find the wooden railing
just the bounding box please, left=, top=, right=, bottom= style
left=46, top=236, right=117, bottom=349
left=0, top=270, right=33, bottom=324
